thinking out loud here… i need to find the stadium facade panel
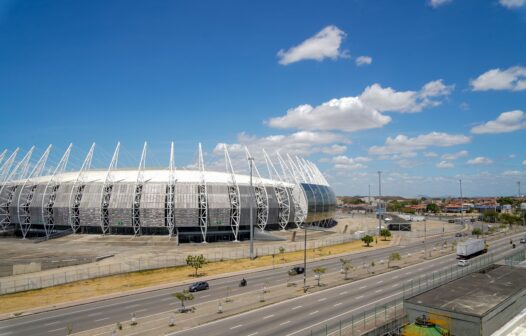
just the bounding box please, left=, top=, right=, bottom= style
left=0, top=143, right=336, bottom=242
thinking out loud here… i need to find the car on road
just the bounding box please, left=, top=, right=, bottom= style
left=288, top=266, right=305, bottom=276
left=458, top=259, right=470, bottom=267
left=520, top=238, right=526, bottom=244
left=455, top=233, right=462, bottom=237
left=189, top=281, right=209, bottom=292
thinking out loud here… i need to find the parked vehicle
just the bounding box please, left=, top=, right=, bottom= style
left=288, top=266, right=305, bottom=276
left=456, top=238, right=488, bottom=259
left=189, top=281, right=209, bottom=292
left=458, top=259, right=470, bottom=267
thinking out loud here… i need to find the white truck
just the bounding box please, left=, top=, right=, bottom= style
left=457, top=238, right=487, bottom=261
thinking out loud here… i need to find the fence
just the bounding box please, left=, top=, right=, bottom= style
left=0, top=230, right=378, bottom=295
left=307, top=249, right=501, bottom=336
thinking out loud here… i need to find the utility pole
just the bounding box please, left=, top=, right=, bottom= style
left=378, top=171, right=382, bottom=236
left=368, top=184, right=371, bottom=205
left=248, top=156, right=254, bottom=259
left=303, top=223, right=307, bottom=293
left=459, top=179, right=464, bottom=226
left=518, top=181, right=521, bottom=197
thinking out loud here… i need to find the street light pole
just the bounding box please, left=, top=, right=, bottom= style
left=459, top=179, right=464, bottom=226
left=378, top=171, right=382, bottom=236
left=249, top=156, right=254, bottom=260
left=303, top=223, right=307, bottom=293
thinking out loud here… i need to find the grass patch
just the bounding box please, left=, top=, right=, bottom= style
left=0, top=236, right=389, bottom=314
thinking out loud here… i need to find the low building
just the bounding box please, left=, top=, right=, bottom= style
left=404, top=265, right=526, bottom=336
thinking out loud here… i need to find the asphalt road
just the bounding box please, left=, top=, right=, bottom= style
left=0, top=232, right=520, bottom=336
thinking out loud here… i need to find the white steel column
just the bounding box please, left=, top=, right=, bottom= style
left=224, top=145, right=241, bottom=241
left=68, top=143, right=95, bottom=233
left=263, top=149, right=290, bottom=231
left=290, top=155, right=317, bottom=225
left=277, top=152, right=307, bottom=228
left=0, top=150, right=6, bottom=167
left=132, top=142, right=147, bottom=236
left=0, top=148, right=32, bottom=231
left=42, top=144, right=72, bottom=238
left=166, top=141, right=176, bottom=237
left=245, top=147, right=269, bottom=231
left=18, top=145, right=52, bottom=239
left=197, top=143, right=208, bottom=243
left=100, top=142, right=120, bottom=234
left=0, top=149, right=19, bottom=183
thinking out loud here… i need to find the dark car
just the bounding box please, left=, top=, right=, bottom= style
left=520, top=238, right=526, bottom=244
left=288, top=266, right=305, bottom=276
left=189, top=281, right=209, bottom=292
left=455, top=232, right=462, bottom=237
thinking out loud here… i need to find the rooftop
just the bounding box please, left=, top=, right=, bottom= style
left=406, top=265, right=526, bottom=317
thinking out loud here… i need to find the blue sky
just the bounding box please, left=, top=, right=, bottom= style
left=0, top=0, right=525, bottom=197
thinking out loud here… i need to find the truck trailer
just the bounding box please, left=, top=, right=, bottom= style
left=456, top=238, right=487, bottom=259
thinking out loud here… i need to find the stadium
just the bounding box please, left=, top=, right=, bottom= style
left=0, top=142, right=337, bottom=243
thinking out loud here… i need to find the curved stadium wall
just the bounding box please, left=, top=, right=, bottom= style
left=0, top=145, right=337, bottom=243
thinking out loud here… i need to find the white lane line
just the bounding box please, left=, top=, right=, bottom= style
left=376, top=280, right=383, bottom=284
left=340, top=291, right=348, bottom=295
left=169, top=302, right=179, bottom=306
left=374, top=289, right=382, bottom=293
left=317, top=298, right=326, bottom=302
left=44, top=321, right=60, bottom=326
left=95, top=317, right=109, bottom=322
left=292, top=305, right=302, bottom=310
left=247, top=333, right=258, bottom=336
left=263, top=314, right=274, bottom=320
left=128, top=304, right=140, bottom=308
left=309, top=310, right=319, bottom=315
left=161, top=297, right=172, bottom=302
left=231, top=324, right=243, bottom=330
left=356, top=295, right=364, bottom=299
left=280, top=321, right=291, bottom=326
left=333, top=302, right=343, bottom=307
left=88, top=312, right=103, bottom=317
left=201, top=294, right=211, bottom=298
left=135, top=308, right=147, bottom=313
left=392, top=275, right=399, bottom=279
left=359, top=286, right=367, bottom=289
left=392, top=284, right=398, bottom=288
left=48, top=328, right=65, bottom=333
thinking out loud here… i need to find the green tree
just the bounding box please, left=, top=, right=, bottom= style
left=362, top=235, right=374, bottom=247
left=186, top=254, right=206, bottom=277
left=313, top=267, right=326, bottom=286
left=380, top=228, right=392, bottom=241
left=173, top=290, right=194, bottom=311
left=472, top=228, right=482, bottom=238
left=278, top=246, right=286, bottom=260
left=340, top=258, right=353, bottom=280
left=426, top=203, right=439, bottom=213
left=388, top=253, right=401, bottom=268
left=497, top=197, right=514, bottom=206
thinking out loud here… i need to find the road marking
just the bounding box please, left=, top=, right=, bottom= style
left=128, top=304, right=141, bottom=309
left=95, top=317, right=109, bottom=322
left=375, top=289, right=382, bottom=293
left=247, top=333, right=258, bottom=336
left=317, top=298, right=326, bottom=302
left=376, top=280, right=383, bottom=284
left=48, top=328, right=65, bottom=333
left=201, top=294, right=211, bottom=298
left=392, top=275, right=398, bottom=279
left=309, top=310, right=319, bottom=315
left=263, top=314, right=274, bottom=319
left=292, top=305, right=302, bottom=310
left=280, top=321, right=291, bottom=326
left=231, top=324, right=243, bottom=330
left=161, top=297, right=172, bottom=302
left=340, top=291, right=348, bottom=295
left=88, top=312, right=103, bottom=317
left=44, top=321, right=60, bottom=326
left=135, top=308, right=147, bottom=313
left=392, top=284, right=398, bottom=288
left=333, top=302, right=343, bottom=307
left=356, top=295, right=364, bottom=299
left=359, top=286, right=367, bottom=289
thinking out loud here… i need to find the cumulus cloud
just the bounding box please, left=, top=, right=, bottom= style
left=503, top=170, right=525, bottom=176
left=499, top=0, right=526, bottom=9
left=424, top=152, right=438, bottom=157
left=471, top=110, right=526, bottom=134
left=321, top=144, right=347, bottom=155
left=429, top=0, right=453, bottom=8
left=467, top=157, right=493, bottom=165
left=523, top=160, right=526, bottom=166
left=330, top=155, right=369, bottom=171
left=470, top=66, right=526, bottom=91
left=360, top=80, right=453, bottom=113
left=437, top=161, right=454, bottom=168
left=355, top=56, right=372, bottom=66
left=369, top=132, right=471, bottom=155
left=277, top=26, right=349, bottom=65
left=268, top=80, right=453, bottom=132
left=441, top=150, right=468, bottom=161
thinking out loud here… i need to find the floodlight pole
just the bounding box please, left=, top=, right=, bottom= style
left=249, top=156, right=254, bottom=259
left=378, top=171, right=382, bottom=237
left=459, top=179, right=464, bottom=226
left=303, top=223, right=307, bottom=293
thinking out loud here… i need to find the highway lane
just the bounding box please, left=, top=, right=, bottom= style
left=0, top=233, right=514, bottom=336
left=168, top=235, right=523, bottom=336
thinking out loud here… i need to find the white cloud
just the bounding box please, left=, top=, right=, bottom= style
left=429, top=0, right=453, bottom=8
left=523, top=160, right=526, bottom=166
left=360, top=80, right=453, bottom=113
left=396, top=159, right=421, bottom=168
left=499, top=0, right=526, bottom=9
left=277, top=26, right=349, bottom=65
left=509, top=154, right=516, bottom=159
left=503, top=170, right=525, bottom=176
left=321, top=144, right=347, bottom=155
left=424, top=152, right=438, bottom=157
left=267, top=96, right=391, bottom=132
left=441, top=150, right=468, bottom=160
left=467, top=157, right=493, bottom=165
left=471, top=110, right=526, bottom=134
left=355, top=56, right=372, bottom=66
left=437, top=161, right=454, bottom=168
left=330, top=155, right=369, bottom=171
left=470, top=66, right=526, bottom=91
left=369, top=132, right=471, bottom=155
left=268, top=79, right=453, bottom=132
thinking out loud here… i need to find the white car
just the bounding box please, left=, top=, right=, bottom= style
left=458, top=259, right=470, bottom=267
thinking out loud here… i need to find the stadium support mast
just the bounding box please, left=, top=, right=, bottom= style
left=263, top=149, right=290, bottom=231
left=132, top=142, right=147, bottom=236
left=290, top=155, right=317, bottom=223
left=0, top=149, right=19, bottom=183
left=245, top=147, right=269, bottom=231
left=42, top=144, right=72, bottom=238
left=0, top=148, right=30, bottom=231
left=0, top=149, right=6, bottom=167
left=197, top=143, right=209, bottom=243
left=100, top=142, right=120, bottom=235
left=277, top=152, right=306, bottom=228
left=224, top=145, right=241, bottom=241
left=166, top=141, right=176, bottom=238
left=18, top=145, right=52, bottom=239
left=69, top=143, right=95, bottom=233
